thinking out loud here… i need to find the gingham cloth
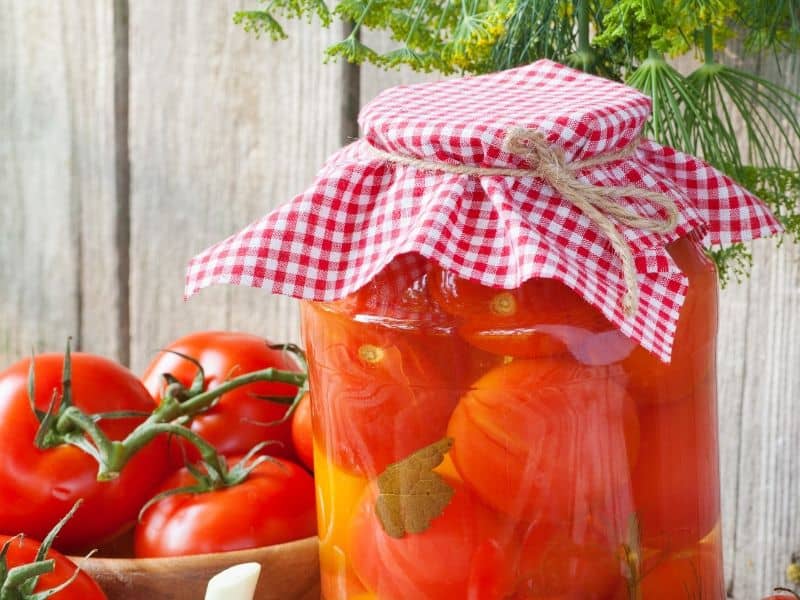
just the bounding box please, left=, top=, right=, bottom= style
left=186, top=60, right=780, bottom=361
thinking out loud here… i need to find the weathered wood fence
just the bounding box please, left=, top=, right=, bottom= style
left=2, top=2, right=799, bottom=597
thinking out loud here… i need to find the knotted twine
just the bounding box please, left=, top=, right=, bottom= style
left=367, top=127, right=680, bottom=315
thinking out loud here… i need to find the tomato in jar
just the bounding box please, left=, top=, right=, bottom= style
left=447, top=357, right=639, bottom=524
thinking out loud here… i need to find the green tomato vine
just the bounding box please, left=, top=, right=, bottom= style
left=234, top=0, right=800, bottom=284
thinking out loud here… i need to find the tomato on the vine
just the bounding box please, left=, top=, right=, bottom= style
left=0, top=534, right=107, bottom=599
left=0, top=353, right=169, bottom=552
left=447, top=358, right=639, bottom=524
left=292, top=392, right=314, bottom=471
left=134, top=455, right=316, bottom=557
left=141, top=331, right=302, bottom=464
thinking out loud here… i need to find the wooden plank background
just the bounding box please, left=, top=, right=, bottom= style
left=1, top=3, right=798, bottom=597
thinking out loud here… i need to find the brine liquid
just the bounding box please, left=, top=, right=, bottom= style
left=301, top=236, right=724, bottom=600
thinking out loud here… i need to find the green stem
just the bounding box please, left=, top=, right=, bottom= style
left=100, top=422, right=232, bottom=482
left=647, top=47, right=662, bottom=61
left=97, top=368, right=305, bottom=478
left=4, top=561, right=54, bottom=588
left=703, top=25, right=714, bottom=64
left=140, top=424, right=227, bottom=474
left=35, top=357, right=306, bottom=482
left=350, top=0, right=375, bottom=36
left=577, top=0, right=590, bottom=55
left=404, top=0, right=429, bottom=45
left=57, top=407, right=115, bottom=459
left=159, top=368, right=307, bottom=421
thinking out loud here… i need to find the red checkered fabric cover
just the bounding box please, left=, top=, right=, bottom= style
left=185, top=60, right=780, bottom=361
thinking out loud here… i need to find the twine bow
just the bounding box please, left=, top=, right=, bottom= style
left=367, top=127, right=680, bottom=315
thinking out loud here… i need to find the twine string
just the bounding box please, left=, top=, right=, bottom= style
left=367, top=126, right=680, bottom=315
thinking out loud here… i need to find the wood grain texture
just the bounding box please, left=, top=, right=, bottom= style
left=0, top=1, right=123, bottom=366
left=75, top=536, right=320, bottom=600
left=721, top=52, right=800, bottom=599
left=127, top=2, right=345, bottom=373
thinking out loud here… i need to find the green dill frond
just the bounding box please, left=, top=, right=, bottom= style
left=381, top=46, right=429, bottom=70
left=738, top=166, right=800, bottom=243
left=490, top=0, right=576, bottom=71
left=233, top=1, right=332, bottom=38
left=594, top=0, right=736, bottom=59
left=687, top=64, right=800, bottom=175
left=626, top=54, right=732, bottom=159
left=325, top=34, right=381, bottom=64
left=737, top=0, right=800, bottom=52
left=708, top=243, right=754, bottom=286
left=233, top=11, right=289, bottom=40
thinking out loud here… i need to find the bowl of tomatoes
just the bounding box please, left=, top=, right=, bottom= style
left=0, top=331, right=320, bottom=600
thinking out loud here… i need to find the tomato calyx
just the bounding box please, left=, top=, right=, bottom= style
left=237, top=344, right=311, bottom=427
left=0, top=501, right=88, bottom=599
left=28, top=340, right=308, bottom=483
left=138, top=441, right=283, bottom=520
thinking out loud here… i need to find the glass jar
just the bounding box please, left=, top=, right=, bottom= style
left=301, top=233, right=723, bottom=600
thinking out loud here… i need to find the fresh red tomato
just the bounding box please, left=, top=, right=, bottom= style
left=619, top=236, right=718, bottom=405
left=134, top=455, right=316, bottom=557
left=292, top=392, right=314, bottom=471
left=447, top=358, right=639, bottom=524
left=302, top=303, right=463, bottom=476
left=141, top=331, right=301, bottom=464
left=631, top=380, right=720, bottom=550
left=0, top=353, right=169, bottom=552
left=512, top=518, right=624, bottom=599
left=349, top=479, right=515, bottom=600
left=0, top=533, right=107, bottom=598
left=762, top=592, right=800, bottom=600
left=428, top=268, right=613, bottom=359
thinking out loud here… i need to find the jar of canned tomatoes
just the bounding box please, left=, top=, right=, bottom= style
left=303, top=233, right=721, bottom=600
left=186, top=61, right=781, bottom=600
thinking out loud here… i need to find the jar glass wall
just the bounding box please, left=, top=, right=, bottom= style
left=301, top=233, right=722, bottom=600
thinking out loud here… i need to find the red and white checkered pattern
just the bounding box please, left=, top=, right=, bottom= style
left=186, top=60, right=780, bottom=361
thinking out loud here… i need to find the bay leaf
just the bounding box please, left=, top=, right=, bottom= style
left=375, top=437, right=455, bottom=539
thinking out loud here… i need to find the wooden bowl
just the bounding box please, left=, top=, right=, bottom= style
left=71, top=536, right=320, bottom=600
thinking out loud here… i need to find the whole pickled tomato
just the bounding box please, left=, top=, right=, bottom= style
left=511, top=518, right=627, bottom=599
left=349, top=479, right=517, bottom=600
left=333, top=266, right=503, bottom=384
left=611, top=539, right=724, bottom=600
left=302, top=303, right=462, bottom=476
left=631, top=378, right=721, bottom=551
left=447, top=357, right=640, bottom=526
left=428, top=268, right=615, bottom=360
